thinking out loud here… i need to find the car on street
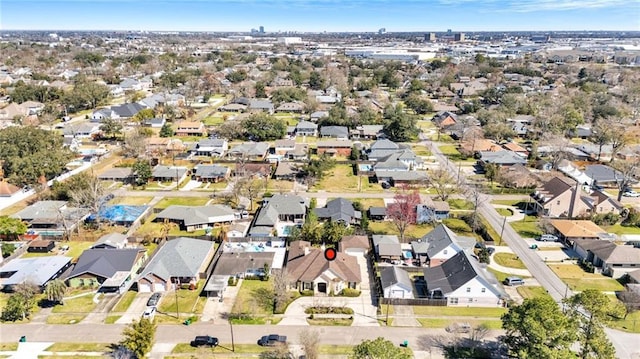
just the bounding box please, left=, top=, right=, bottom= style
left=446, top=322, right=471, bottom=333
left=623, top=190, right=640, bottom=197
left=190, top=335, right=219, bottom=347
left=147, top=293, right=161, bottom=307
left=503, top=277, right=525, bottom=286
left=258, top=334, right=287, bottom=346
left=142, top=306, right=156, bottom=320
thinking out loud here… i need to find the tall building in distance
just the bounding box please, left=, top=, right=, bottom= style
left=378, top=28, right=386, bottom=35
left=259, top=26, right=264, bottom=34
left=424, top=32, right=436, bottom=42
left=454, top=32, right=465, bottom=41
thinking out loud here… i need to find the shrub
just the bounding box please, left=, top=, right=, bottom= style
left=592, top=212, right=620, bottom=226
left=243, top=275, right=262, bottom=281
left=300, top=290, right=314, bottom=296
left=578, top=258, right=595, bottom=273
left=622, top=209, right=640, bottom=227
left=339, top=288, right=361, bottom=297
left=227, top=276, right=237, bottom=286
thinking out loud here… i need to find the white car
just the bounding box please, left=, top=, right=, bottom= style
left=623, top=191, right=640, bottom=198
left=142, top=306, right=156, bottom=321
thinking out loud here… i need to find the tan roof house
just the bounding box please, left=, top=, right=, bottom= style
left=550, top=220, right=609, bottom=243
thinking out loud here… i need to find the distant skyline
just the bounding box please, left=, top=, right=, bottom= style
left=1, top=0, right=639, bottom=33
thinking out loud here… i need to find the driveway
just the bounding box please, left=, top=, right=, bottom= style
left=115, top=292, right=152, bottom=324
left=200, top=278, right=241, bottom=323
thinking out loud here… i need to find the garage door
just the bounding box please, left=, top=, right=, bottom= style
left=138, top=283, right=151, bottom=293
left=345, top=248, right=366, bottom=256
left=153, top=283, right=165, bottom=292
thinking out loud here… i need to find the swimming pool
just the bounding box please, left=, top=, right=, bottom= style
left=403, top=251, right=413, bottom=259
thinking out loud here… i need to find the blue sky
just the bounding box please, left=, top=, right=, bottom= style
left=1, top=0, right=638, bottom=32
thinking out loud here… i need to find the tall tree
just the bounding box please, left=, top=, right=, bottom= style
left=501, top=296, right=577, bottom=359
left=0, top=216, right=27, bottom=240
left=386, top=188, right=420, bottom=242
left=612, top=159, right=640, bottom=202
left=618, top=287, right=640, bottom=319
left=382, top=104, right=418, bottom=142
left=119, top=318, right=156, bottom=359
left=99, top=117, right=124, bottom=140
left=132, top=160, right=152, bottom=187
left=591, top=120, right=613, bottom=161
left=69, top=173, right=106, bottom=226
left=351, top=337, right=411, bottom=359
left=159, top=122, right=174, bottom=138
left=44, top=278, right=68, bottom=304
left=241, top=113, right=286, bottom=141
left=428, top=168, right=456, bottom=201
left=565, top=289, right=616, bottom=359
left=299, top=328, right=320, bottom=359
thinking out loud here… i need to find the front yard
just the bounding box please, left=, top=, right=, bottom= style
left=509, top=216, right=542, bottom=238
left=157, top=280, right=206, bottom=323
left=493, top=253, right=526, bottom=269
left=548, top=264, right=625, bottom=292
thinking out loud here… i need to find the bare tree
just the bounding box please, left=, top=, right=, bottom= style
left=122, top=128, right=148, bottom=158
left=240, top=178, right=265, bottom=212
left=428, top=168, right=456, bottom=201
left=386, top=187, right=420, bottom=242
left=273, top=268, right=289, bottom=314
left=612, top=159, right=640, bottom=202
left=541, top=134, right=570, bottom=170
left=299, top=328, right=320, bottom=359
left=618, top=287, right=640, bottom=319
left=70, top=173, right=106, bottom=226
left=591, top=119, right=614, bottom=161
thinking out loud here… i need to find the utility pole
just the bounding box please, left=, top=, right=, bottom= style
left=175, top=168, right=180, bottom=190
left=500, top=215, right=507, bottom=240
left=174, top=278, right=179, bottom=319
left=230, top=321, right=235, bottom=352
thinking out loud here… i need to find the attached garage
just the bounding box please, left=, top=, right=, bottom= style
left=153, top=283, right=166, bottom=292
left=138, top=283, right=151, bottom=293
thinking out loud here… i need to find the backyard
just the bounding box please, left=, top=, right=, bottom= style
left=368, top=221, right=435, bottom=241
left=313, top=164, right=379, bottom=193
left=548, top=264, right=625, bottom=292
left=21, top=241, right=95, bottom=261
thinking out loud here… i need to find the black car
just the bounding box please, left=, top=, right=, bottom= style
left=190, top=335, right=219, bottom=347
left=258, top=334, right=287, bottom=346
left=147, top=293, right=161, bottom=307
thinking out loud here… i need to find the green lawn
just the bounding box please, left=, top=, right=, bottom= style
left=439, top=144, right=460, bottom=156
left=488, top=268, right=525, bottom=283
left=104, top=315, right=120, bottom=324
left=417, top=318, right=502, bottom=330
left=0, top=343, right=18, bottom=351
left=516, top=286, right=552, bottom=300
left=509, top=216, right=542, bottom=238
left=447, top=198, right=474, bottom=210
left=154, top=197, right=209, bottom=209
left=231, top=279, right=274, bottom=317
left=112, top=291, right=137, bottom=312
left=493, top=253, right=527, bottom=269
left=413, top=306, right=507, bottom=317
left=307, top=318, right=353, bottom=326
left=109, top=196, right=155, bottom=206
left=350, top=198, right=385, bottom=209
left=313, top=164, right=379, bottom=193
left=135, top=217, right=208, bottom=238
left=172, top=343, right=265, bottom=354
left=441, top=218, right=473, bottom=233
left=45, top=343, right=110, bottom=352
left=319, top=345, right=354, bottom=355
left=368, top=222, right=435, bottom=241
left=158, top=280, right=206, bottom=318
left=52, top=294, right=97, bottom=313
left=46, top=314, right=87, bottom=324
left=608, top=310, right=640, bottom=333
left=21, top=241, right=95, bottom=261
left=202, top=116, right=225, bottom=126
left=496, top=208, right=514, bottom=217
left=410, top=144, right=432, bottom=156
left=549, top=264, right=625, bottom=292
left=604, top=224, right=640, bottom=235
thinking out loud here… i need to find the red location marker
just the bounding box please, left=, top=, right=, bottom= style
left=324, top=247, right=337, bottom=261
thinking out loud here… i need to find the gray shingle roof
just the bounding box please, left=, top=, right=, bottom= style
left=155, top=205, right=235, bottom=227
left=423, top=251, right=498, bottom=296
left=320, top=126, right=349, bottom=138
left=93, top=233, right=129, bottom=248
left=380, top=266, right=413, bottom=291
left=195, top=165, right=229, bottom=178
left=152, top=166, right=188, bottom=179
left=584, top=165, right=623, bottom=183
left=420, top=224, right=462, bottom=257
left=111, top=103, right=144, bottom=118
left=314, top=198, right=361, bottom=223
left=139, top=238, right=215, bottom=281
left=68, top=248, right=144, bottom=279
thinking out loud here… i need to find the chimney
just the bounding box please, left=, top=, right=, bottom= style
left=304, top=246, right=310, bottom=256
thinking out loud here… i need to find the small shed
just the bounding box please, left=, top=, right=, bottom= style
left=27, top=240, right=55, bottom=253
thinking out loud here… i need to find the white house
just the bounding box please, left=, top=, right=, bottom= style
left=380, top=266, right=413, bottom=298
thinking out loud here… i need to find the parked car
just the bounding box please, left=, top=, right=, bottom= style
left=142, top=306, right=156, bottom=320
left=623, top=191, right=640, bottom=197
left=503, top=277, right=525, bottom=286
left=446, top=322, right=471, bottom=333
left=486, top=246, right=496, bottom=255
left=190, top=335, right=219, bottom=347
left=538, top=234, right=559, bottom=242
left=147, top=293, right=161, bottom=307
left=258, top=334, right=287, bottom=346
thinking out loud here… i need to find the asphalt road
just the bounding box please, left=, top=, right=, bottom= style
left=426, top=134, right=640, bottom=359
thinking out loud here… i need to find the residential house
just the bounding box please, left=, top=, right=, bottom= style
left=226, top=222, right=250, bottom=238
left=0, top=180, right=21, bottom=198
left=219, top=103, right=247, bottom=112
left=573, top=240, right=640, bottom=278
left=507, top=115, right=534, bottom=137
left=314, top=198, right=361, bottom=226
left=310, top=111, right=329, bottom=122
left=295, top=121, right=318, bottom=137
left=151, top=165, right=188, bottom=183
left=368, top=139, right=401, bottom=160
left=63, top=123, right=101, bottom=139
left=372, top=235, right=402, bottom=262
left=502, top=142, right=529, bottom=158
left=27, top=240, right=55, bottom=253
left=209, top=251, right=275, bottom=293
left=0, top=103, right=28, bottom=120
left=193, top=165, right=230, bottom=183
left=119, top=78, right=142, bottom=91
left=351, top=125, right=384, bottom=140
left=91, top=233, right=129, bottom=249
left=20, top=101, right=44, bottom=115
left=97, top=168, right=135, bottom=184
left=373, top=149, right=423, bottom=171
left=111, top=103, right=145, bottom=120
left=235, top=162, right=272, bottom=178
left=154, top=205, right=235, bottom=232
left=0, top=256, right=71, bottom=291
left=412, top=224, right=476, bottom=267
left=249, top=194, right=307, bottom=237
left=274, top=139, right=296, bottom=156
left=339, top=235, right=370, bottom=256
left=286, top=241, right=360, bottom=295
left=12, top=201, right=89, bottom=239
left=550, top=220, right=611, bottom=244
left=276, top=102, right=304, bottom=113
left=584, top=165, right=626, bottom=187
left=67, top=248, right=147, bottom=293
left=461, top=139, right=502, bottom=154
left=478, top=150, right=528, bottom=167
left=416, top=196, right=450, bottom=224
left=249, top=99, right=274, bottom=114
left=320, top=126, right=349, bottom=140
left=374, top=170, right=428, bottom=187
left=175, top=121, right=207, bottom=137
left=273, top=162, right=299, bottom=181
left=227, top=142, right=270, bottom=161
left=192, top=139, right=228, bottom=157
left=368, top=207, right=387, bottom=221
left=91, top=108, right=115, bottom=122
left=317, top=140, right=353, bottom=157
left=142, top=118, right=166, bottom=128
left=432, top=111, right=458, bottom=130
left=499, top=164, right=540, bottom=189
left=380, top=266, right=413, bottom=299
left=137, top=237, right=216, bottom=292
left=423, top=250, right=506, bottom=307
left=531, top=176, right=622, bottom=218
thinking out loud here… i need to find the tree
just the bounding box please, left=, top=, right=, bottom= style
left=0, top=216, right=27, bottom=240
left=1, top=294, right=27, bottom=322
left=0, top=126, right=72, bottom=186
left=159, top=122, right=174, bottom=138
left=386, top=188, right=420, bottom=242
left=99, top=117, right=124, bottom=139
left=241, top=113, right=286, bottom=141
left=273, top=269, right=289, bottom=314
left=321, top=221, right=350, bottom=245
left=44, top=278, right=67, bottom=305
left=301, top=155, right=336, bottom=186
left=120, top=318, right=156, bottom=359
left=2, top=242, right=16, bottom=258
left=403, top=94, right=434, bottom=115
left=239, top=178, right=265, bottom=211
left=132, top=108, right=155, bottom=124
left=122, top=128, right=147, bottom=158
left=299, top=328, right=320, bottom=359
left=309, top=71, right=326, bottom=90
left=565, top=289, right=616, bottom=359
left=428, top=168, right=456, bottom=201
left=382, top=104, right=418, bottom=142
left=132, top=160, right=152, bottom=187
left=612, top=159, right=640, bottom=202
left=484, top=163, right=499, bottom=186
left=618, top=287, right=640, bottom=319
left=501, top=296, right=577, bottom=359
left=591, top=120, right=613, bottom=161
left=69, top=173, right=106, bottom=226
left=351, top=337, right=411, bottom=359
left=254, top=81, right=266, bottom=98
